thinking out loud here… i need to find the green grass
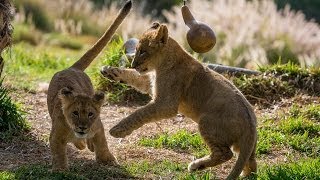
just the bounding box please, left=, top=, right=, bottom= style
left=2, top=42, right=80, bottom=90
left=139, top=129, right=209, bottom=158
left=125, top=160, right=214, bottom=179
left=256, top=104, right=320, bottom=156
left=256, top=158, right=320, bottom=180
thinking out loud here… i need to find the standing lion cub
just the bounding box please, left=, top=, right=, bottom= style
left=101, top=22, right=257, bottom=179
left=47, top=1, right=132, bottom=171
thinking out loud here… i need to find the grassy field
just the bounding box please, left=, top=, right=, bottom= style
left=0, top=40, right=319, bottom=179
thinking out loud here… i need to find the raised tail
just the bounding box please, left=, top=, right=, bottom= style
left=70, top=0, right=132, bottom=71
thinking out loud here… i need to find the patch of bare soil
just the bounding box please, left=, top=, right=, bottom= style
left=1, top=91, right=319, bottom=179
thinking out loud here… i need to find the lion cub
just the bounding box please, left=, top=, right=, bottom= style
left=101, top=22, right=257, bottom=179
left=47, top=1, right=131, bottom=171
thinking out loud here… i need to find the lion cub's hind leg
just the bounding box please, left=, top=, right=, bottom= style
left=188, top=115, right=233, bottom=172
left=188, top=145, right=233, bottom=172
left=91, top=126, right=118, bottom=165
left=238, top=144, right=257, bottom=177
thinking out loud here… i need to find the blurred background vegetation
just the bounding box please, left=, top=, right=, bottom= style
left=9, top=0, right=320, bottom=68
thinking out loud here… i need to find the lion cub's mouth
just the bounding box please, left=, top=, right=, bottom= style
left=135, top=66, right=148, bottom=73
left=75, top=131, right=88, bottom=139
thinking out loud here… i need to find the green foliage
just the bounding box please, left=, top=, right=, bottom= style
left=139, top=129, right=209, bottom=158
left=12, top=23, right=43, bottom=45
left=13, top=0, right=53, bottom=32
left=0, top=79, right=29, bottom=140
left=90, top=38, right=149, bottom=104
left=45, top=33, right=83, bottom=50
left=257, top=158, right=320, bottom=180
left=266, top=44, right=299, bottom=65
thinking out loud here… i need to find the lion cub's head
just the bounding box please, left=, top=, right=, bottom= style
left=131, top=22, right=169, bottom=73
left=59, top=87, right=105, bottom=138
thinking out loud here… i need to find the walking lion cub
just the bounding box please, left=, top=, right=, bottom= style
left=101, top=22, right=257, bottom=179
left=47, top=1, right=132, bottom=171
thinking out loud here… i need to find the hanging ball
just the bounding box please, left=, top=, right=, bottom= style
left=186, top=22, right=216, bottom=53
left=182, top=4, right=216, bottom=53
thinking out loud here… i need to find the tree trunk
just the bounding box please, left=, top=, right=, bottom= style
left=0, top=0, right=14, bottom=78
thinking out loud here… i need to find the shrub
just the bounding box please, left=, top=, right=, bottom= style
left=13, top=0, right=53, bottom=32
left=260, top=62, right=320, bottom=95
left=274, top=0, right=320, bottom=23
left=0, top=79, right=29, bottom=140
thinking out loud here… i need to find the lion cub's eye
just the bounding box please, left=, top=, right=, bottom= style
left=139, top=50, right=146, bottom=57
left=72, top=111, right=79, bottom=117
left=88, top=112, right=94, bottom=118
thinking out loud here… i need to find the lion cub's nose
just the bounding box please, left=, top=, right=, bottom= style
left=78, top=126, right=88, bottom=131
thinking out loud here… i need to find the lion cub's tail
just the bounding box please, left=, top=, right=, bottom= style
left=70, top=0, right=132, bottom=71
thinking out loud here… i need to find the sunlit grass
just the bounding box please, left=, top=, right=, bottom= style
left=139, top=129, right=209, bottom=158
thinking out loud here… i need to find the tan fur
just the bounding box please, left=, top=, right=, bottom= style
left=101, top=22, right=257, bottom=179
left=47, top=1, right=132, bottom=171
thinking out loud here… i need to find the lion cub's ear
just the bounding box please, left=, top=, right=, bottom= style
left=150, top=22, right=160, bottom=29
left=149, top=24, right=168, bottom=48
left=93, top=91, right=105, bottom=107
left=59, top=87, right=74, bottom=105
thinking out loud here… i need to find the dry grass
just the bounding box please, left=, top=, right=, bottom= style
left=165, top=0, right=320, bottom=68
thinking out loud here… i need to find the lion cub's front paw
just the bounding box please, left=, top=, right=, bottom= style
left=100, top=66, right=123, bottom=82
left=51, top=165, right=68, bottom=172
left=109, top=124, right=133, bottom=138
left=97, top=155, right=119, bottom=166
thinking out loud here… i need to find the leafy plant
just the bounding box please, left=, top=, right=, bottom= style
left=0, top=79, right=29, bottom=140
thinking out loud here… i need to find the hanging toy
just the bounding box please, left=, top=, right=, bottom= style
left=181, top=0, right=216, bottom=53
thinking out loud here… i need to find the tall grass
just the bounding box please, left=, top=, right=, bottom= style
left=165, top=0, right=320, bottom=68
left=0, top=79, right=29, bottom=140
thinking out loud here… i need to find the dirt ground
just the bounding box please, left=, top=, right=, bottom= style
left=1, top=90, right=318, bottom=179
